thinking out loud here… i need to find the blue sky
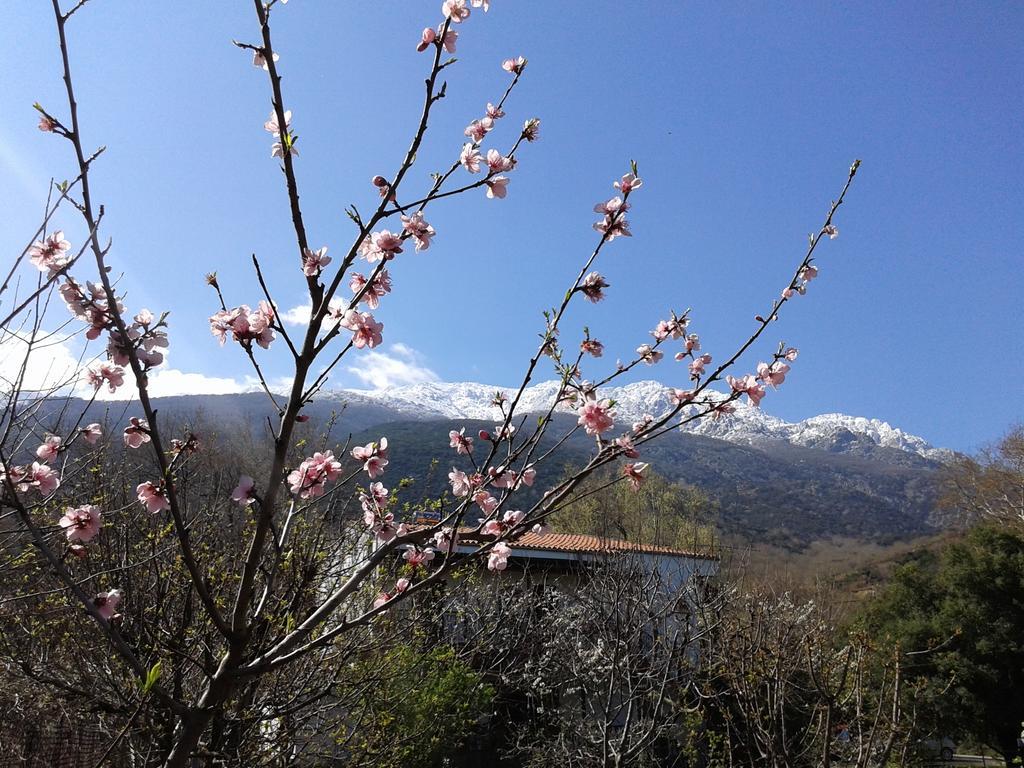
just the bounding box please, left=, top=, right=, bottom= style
left=1, top=1, right=1021, bottom=452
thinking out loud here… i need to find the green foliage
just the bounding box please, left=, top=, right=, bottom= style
left=341, top=644, right=493, bottom=768
left=864, top=524, right=1024, bottom=759
left=551, top=466, right=717, bottom=550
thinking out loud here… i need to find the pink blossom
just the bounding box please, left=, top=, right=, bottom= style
left=652, top=318, right=686, bottom=342
left=471, top=0, right=490, bottom=10
left=485, top=176, right=509, bottom=199
left=615, top=435, right=640, bottom=459
left=81, top=423, right=103, bottom=445
left=594, top=211, right=632, bottom=240
left=486, top=149, right=515, bottom=173
left=404, top=547, right=435, bottom=567
left=489, top=466, right=518, bottom=489
left=29, top=462, right=60, bottom=496
left=581, top=338, right=604, bottom=357
left=59, top=505, right=102, bottom=543
left=373, top=592, right=390, bottom=610
left=432, top=526, right=458, bottom=550
left=395, top=577, right=411, bottom=593
left=231, top=475, right=256, bottom=505
left=757, top=361, right=790, bottom=389
left=580, top=272, right=609, bottom=302
left=401, top=212, right=436, bottom=251
left=614, top=173, right=643, bottom=194
left=532, top=522, right=550, bottom=536
left=488, top=542, right=511, bottom=572
left=623, top=462, right=648, bottom=490
left=449, top=468, right=472, bottom=497
left=502, top=56, right=526, bottom=75
left=520, top=466, right=536, bottom=487
left=823, top=224, right=838, bottom=239
left=521, top=118, right=541, bottom=142
left=417, top=26, right=437, bottom=52
left=670, top=389, right=695, bottom=406
left=593, top=197, right=629, bottom=217
left=727, top=374, right=767, bottom=407
left=442, top=0, right=470, bottom=22
left=636, top=344, right=663, bottom=365
left=800, top=265, right=819, bottom=282
left=264, top=109, right=292, bottom=137
left=351, top=438, right=389, bottom=478
left=362, top=230, right=405, bottom=264
left=440, top=28, right=458, bottom=53
left=689, top=354, right=712, bottom=378
left=123, top=418, right=150, bottom=449
left=302, top=246, right=331, bottom=277
left=684, top=333, right=701, bottom=353
left=136, top=481, right=170, bottom=513
left=485, top=102, right=504, bottom=120
left=460, top=143, right=482, bottom=173
left=252, top=49, right=279, bottom=70
left=578, top=399, right=615, bottom=436
left=93, top=589, right=123, bottom=621
left=38, top=115, right=57, bottom=132
left=339, top=310, right=384, bottom=349
left=349, top=269, right=392, bottom=309
left=28, top=231, right=71, bottom=274
left=474, top=491, right=499, bottom=515
left=449, top=428, right=474, bottom=455
left=464, top=118, right=492, bottom=142
left=633, top=414, right=654, bottom=433
left=209, top=302, right=276, bottom=350
left=288, top=451, right=343, bottom=499
left=35, top=435, right=61, bottom=463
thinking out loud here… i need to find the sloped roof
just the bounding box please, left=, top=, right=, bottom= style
left=462, top=530, right=718, bottom=561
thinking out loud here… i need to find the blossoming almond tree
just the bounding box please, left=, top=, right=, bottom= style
left=0, top=0, right=858, bottom=764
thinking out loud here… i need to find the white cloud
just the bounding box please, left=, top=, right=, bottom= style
left=345, top=344, right=439, bottom=390
left=0, top=332, right=90, bottom=394
left=281, top=301, right=312, bottom=326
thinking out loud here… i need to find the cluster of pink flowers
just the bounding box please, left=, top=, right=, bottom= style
left=264, top=109, right=297, bottom=158
left=87, top=361, right=126, bottom=393
left=210, top=302, right=276, bottom=350
left=578, top=397, right=615, bottom=437
left=417, top=25, right=457, bottom=53
left=404, top=546, right=435, bottom=567
left=35, top=435, right=61, bottom=463
left=726, top=374, right=766, bottom=407
left=1, top=461, right=61, bottom=496
left=636, top=344, right=663, bottom=365
left=338, top=309, right=384, bottom=349
left=442, top=0, right=491, bottom=23
left=360, top=482, right=404, bottom=543
left=28, top=230, right=71, bottom=275
left=783, top=264, right=820, bottom=299
left=81, top=423, right=103, bottom=444
left=448, top=467, right=483, bottom=498
left=350, top=269, right=392, bottom=309
left=593, top=173, right=641, bottom=239
left=136, top=481, right=170, bottom=513
left=725, top=349, right=799, bottom=409
left=60, top=278, right=120, bottom=340
left=480, top=508, right=524, bottom=537
left=581, top=338, right=604, bottom=357
left=288, top=451, right=343, bottom=500
left=123, top=417, right=151, bottom=449
left=502, top=56, right=526, bottom=75
left=59, top=504, right=102, bottom=544
left=360, top=230, right=404, bottom=263
left=488, top=542, right=511, bottom=571
left=352, top=438, right=389, bottom=478
left=400, top=212, right=436, bottom=251
left=373, top=577, right=411, bottom=610
left=689, top=353, right=712, bottom=379
left=106, top=309, right=168, bottom=369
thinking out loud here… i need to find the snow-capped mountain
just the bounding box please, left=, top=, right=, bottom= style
left=324, top=380, right=953, bottom=462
